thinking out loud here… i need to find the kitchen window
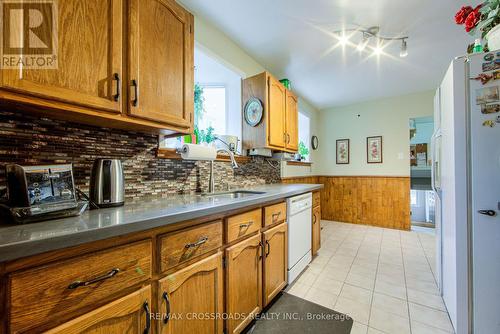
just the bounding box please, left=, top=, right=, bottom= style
left=298, top=111, right=310, bottom=161
left=161, top=47, right=242, bottom=149
left=194, top=84, right=227, bottom=143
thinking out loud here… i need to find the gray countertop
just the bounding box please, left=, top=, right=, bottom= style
left=0, top=183, right=322, bottom=262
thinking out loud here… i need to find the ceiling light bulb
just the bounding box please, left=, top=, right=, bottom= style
left=373, top=44, right=383, bottom=56
left=400, top=39, right=408, bottom=58
left=338, top=32, right=349, bottom=46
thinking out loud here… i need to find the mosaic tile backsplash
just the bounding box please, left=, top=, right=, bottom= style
left=0, top=110, right=281, bottom=200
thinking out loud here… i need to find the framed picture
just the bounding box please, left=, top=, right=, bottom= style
left=367, top=136, right=383, bottom=163
left=336, top=139, right=350, bottom=164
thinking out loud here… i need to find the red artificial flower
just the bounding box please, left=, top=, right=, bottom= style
left=455, top=6, right=473, bottom=24
left=465, top=6, right=482, bottom=32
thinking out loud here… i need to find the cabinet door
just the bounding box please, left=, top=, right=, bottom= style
left=128, top=0, right=194, bottom=129
left=312, top=206, right=321, bottom=256
left=1, top=0, right=123, bottom=113
left=45, top=286, right=151, bottom=334
left=263, top=223, right=288, bottom=307
left=267, top=76, right=286, bottom=149
left=285, top=91, right=299, bottom=151
left=226, top=234, right=263, bottom=334
left=159, top=252, right=223, bottom=334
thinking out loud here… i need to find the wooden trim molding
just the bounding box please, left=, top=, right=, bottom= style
left=282, top=175, right=411, bottom=230
left=286, top=161, right=312, bottom=167
left=157, top=148, right=252, bottom=163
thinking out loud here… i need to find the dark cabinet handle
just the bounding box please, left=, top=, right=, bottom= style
left=113, top=73, right=120, bottom=101
left=313, top=215, right=317, bottom=224
left=143, top=301, right=151, bottom=334
left=287, top=133, right=290, bottom=144
left=162, top=292, right=171, bottom=324
left=131, top=79, right=138, bottom=106
left=258, top=241, right=263, bottom=260
left=185, top=236, right=208, bottom=249
left=240, top=221, right=253, bottom=229
left=478, top=210, right=496, bottom=217
left=67, top=268, right=120, bottom=289
left=272, top=212, right=281, bottom=222
left=265, top=240, right=270, bottom=257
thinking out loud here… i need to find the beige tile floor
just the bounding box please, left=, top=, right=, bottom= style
left=285, top=220, right=454, bottom=334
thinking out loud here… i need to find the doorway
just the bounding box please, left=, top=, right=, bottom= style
left=409, top=116, right=435, bottom=231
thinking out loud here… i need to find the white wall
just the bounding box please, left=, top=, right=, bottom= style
left=192, top=15, right=264, bottom=79
left=317, top=90, right=434, bottom=177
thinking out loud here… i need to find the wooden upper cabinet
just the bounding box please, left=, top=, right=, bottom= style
left=242, top=72, right=298, bottom=152
left=285, top=91, right=298, bottom=151
left=225, top=233, right=263, bottom=334
left=262, top=223, right=288, bottom=307
left=267, top=76, right=286, bottom=149
left=45, top=286, right=152, bottom=334
left=158, top=253, right=223, bottom=334
left=0, top=0, right=123, bottom=113
left=128, top=0, right=194, bottom=130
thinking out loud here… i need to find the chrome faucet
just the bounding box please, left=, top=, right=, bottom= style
left=208, top=148, right=239, bottom=193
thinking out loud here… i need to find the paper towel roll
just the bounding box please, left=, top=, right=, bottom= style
left=180, top=144, right=217, bottom=161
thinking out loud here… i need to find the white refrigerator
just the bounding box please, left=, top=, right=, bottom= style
left=434, top=52, right=500, bottom=334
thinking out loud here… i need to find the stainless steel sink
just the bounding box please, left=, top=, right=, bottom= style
left=201, top=190, right=266, bottom=199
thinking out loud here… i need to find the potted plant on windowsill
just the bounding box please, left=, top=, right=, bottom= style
left=455, top=0, right=500, bottom=51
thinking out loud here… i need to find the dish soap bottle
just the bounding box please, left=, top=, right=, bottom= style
left=473, top=39, right=483, bottom=53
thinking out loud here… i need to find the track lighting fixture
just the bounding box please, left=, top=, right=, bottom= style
left=332, top=26, right=409, bottom=58
left=400, top=39, right=408, bottom=58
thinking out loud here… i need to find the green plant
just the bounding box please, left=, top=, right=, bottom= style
left=479, top=0, right=500, bottom=38
left=298, top=141, right=309, bottom=159
left=193, top=83, right=216, bottom=143
left=194, top=83, right=205, bottom=126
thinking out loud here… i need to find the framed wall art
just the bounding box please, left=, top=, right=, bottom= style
left=367, top=136, right=383, bottom=163
left=336, top=139, right=350, bottom=164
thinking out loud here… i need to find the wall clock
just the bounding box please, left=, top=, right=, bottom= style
left=311, top=135, right=319, bottom=150
left=244, top=97, right=263, bottom=127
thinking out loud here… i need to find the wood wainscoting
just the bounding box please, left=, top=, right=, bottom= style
left=281, top=176, right=319, bottom=184
left=281, top=175, right=411, bottom=230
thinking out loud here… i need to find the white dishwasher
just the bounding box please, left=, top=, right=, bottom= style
left=287, top=192, right=312, bottom=283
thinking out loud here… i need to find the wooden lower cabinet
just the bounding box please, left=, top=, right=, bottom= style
left=225, top=233, right=263, bottom=334
left=312, top=205, right=321, bottom=256
left=45, top=286, right=152, bottom=334
left=262, top=223, right=288, bottom=307
left=158, top=252, right=224, bottom=334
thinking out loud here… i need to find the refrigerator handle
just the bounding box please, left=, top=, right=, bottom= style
left=431, top=132, right=437, bottom=193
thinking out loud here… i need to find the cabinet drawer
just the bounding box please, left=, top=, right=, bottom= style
left=313, top=191, right=320, bottom=208
left=226, top=209, right=262, bottom=243
left=159, top=220, right=223, bottom=273
left=264, top=202, right=287, bottom=227
left=9, top=240, right=152, bottom=333
left=45, top=286, right=152, bottom=334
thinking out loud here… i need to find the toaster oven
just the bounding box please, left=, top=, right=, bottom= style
left=5, top=164, right=78, bottom=219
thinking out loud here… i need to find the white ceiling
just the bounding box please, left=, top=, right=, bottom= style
left=179, top=0, right=482, bottom=109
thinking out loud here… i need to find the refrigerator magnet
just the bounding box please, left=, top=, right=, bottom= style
left=476, top=86, right=499, bottom=105
left=482, top=120, right=496, bottom=127
left=481, top=103, right=500, bottom=114
left=484, top=53, right=494, bottom=61
left=472, top=73, right=493, bottom=85
left=496, top=115, right=500, bottom=123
